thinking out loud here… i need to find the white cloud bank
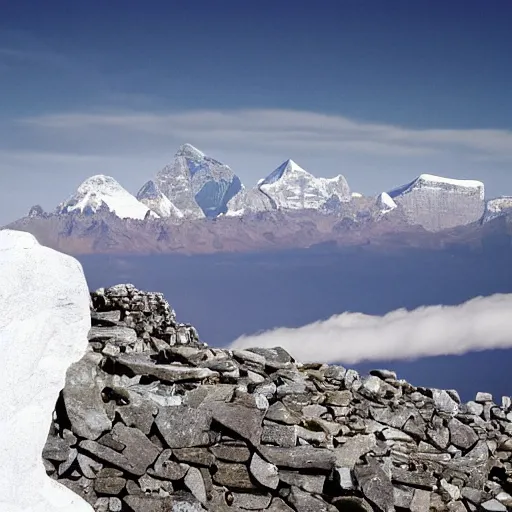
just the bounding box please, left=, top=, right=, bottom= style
left=229, top=294, right=512, bottom=364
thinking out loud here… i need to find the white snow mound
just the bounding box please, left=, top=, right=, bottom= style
left=0, top=230, right=93, bottom=512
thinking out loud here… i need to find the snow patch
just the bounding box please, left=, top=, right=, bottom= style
left=377, top=192, right=397, bottom=212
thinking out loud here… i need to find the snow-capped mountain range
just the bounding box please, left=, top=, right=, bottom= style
left=6, top=142, right=512, bottom=256
left=50, top=142, right=507, bottom=229
left=54, top=143, right=358, bottom=222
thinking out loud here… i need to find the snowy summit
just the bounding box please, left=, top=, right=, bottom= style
left=57, top=175, right=158, bottom=220
left=258, top=159, right=351, bottom=210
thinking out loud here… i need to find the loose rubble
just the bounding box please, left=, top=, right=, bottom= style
left=43, top=284, right=512, bottom=511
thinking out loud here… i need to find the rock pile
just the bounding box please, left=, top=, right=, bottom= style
left=44, top=284, right=512, bottom=511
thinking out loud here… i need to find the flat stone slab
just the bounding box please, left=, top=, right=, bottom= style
left=114, top=353, right=219, bottom=382
left=258, top=446, right=336, bottom=471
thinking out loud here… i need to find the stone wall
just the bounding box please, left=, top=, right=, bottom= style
left=43, top=284, right=512, bottom=512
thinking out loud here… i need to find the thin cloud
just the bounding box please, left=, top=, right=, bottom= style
left=19, top=109, right=512, bottom=160
left=229, top=294, right=512, bottom=364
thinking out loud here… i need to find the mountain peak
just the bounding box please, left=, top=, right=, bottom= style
left=57, top=175, right=157, bottom=220
left=175, top=143, right=205, bottom=160
left=389, top=173, right=485, bottom=201
left=261, top=159, right=309, bottom=187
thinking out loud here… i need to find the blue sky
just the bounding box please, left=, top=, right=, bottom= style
left=1, top=0, right=512, bottom=223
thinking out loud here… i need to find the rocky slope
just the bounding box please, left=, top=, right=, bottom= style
left=483, top=197, right=512, bottom=224
left=43, top=284, right=512, bottom=512
left=388, top=174, right=485, bottom=232
left=136, top=181, right=184, bottom=220
left=5, top=203, right=512, bottom=256
left=226, top=159, right=351, bottom=217
left=147, top=143, right=243, bottom=219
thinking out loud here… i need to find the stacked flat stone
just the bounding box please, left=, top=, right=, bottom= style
left=43, top=285, right=512, bottom=512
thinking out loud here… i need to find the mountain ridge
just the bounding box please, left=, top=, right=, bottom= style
left=5, top=143, right=512, bottom=255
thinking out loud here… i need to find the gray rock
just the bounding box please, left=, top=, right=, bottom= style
left=461, top=487, right=482, bottom=505
left=91, top=310, right=121, bottom=325
left=77, top=453, right=103, bottom=479
left=370, top=406, right=413, bottom=429
left=427, top=424, right=450, bottom=449
left=114, top=353, right=219, bottom=382
left=155, top=406, right=211, bottom=448
left=448, top=417, right=479, bottom=450
left=94, top=475, right=126, bottom=495
left=116, top=394, right=158, bottom=435
left=287, top=486, right=337, bottom=512
left=206, top=402, right=264, bottom=447
left=466, top=401, right=484, bottom=416
left=370, top=369, right=397, bottom=380
left=279, top=471, right=326, bottom=494
left=333, top=467, right=354, bottom=490
left=210, top=443, right=251, bottom=463
left=267, top=498, right=295, bottom=511
left=440, top=479, right=461, bottom=501
left=481, top=499, right=507, bottom=511
left=212, top=462, right=256, bottom=490
left=259, top=445, right=336, bottom=470
left=410, top=489, right=431, bottom=512
left=432, top=389, right=459, bottom=416
left=123, top=495, right=203, bottom=512
left=476, top=392, right=493, bottom=403
left=58, top=447, right=78, bottom=476
left=323, top=390, right=352, bottom=406
left=184, top=466, right=207, bottom=504
left=332, top=434, right=377, bottom=467
left=261, top=422, right=297, bottom=447
left=324, top=365, right=347, bottom=382
left=391, top=466, right=436, bottom=490
left=42, top=434, right=73, bottom=462
left=138, top=474, right=173, bottom=495
left=265, top=401, right=302, bottom=425
left=149, top=449, right=189, bottom=480
left=63, top=352, right=112, bottom=440
left=232, top=349, right=267, bottom=366
left=246, top=347, right=292, bottom=366
left=173, top=448, right=215, bottom=467
left=80, top=424, right=160, bottom=476
left=88, top=325, right=137, bottom=345
left=249, top=452, right=279, bottom=489
left=183, top=384, right=235, bottom=407
left=353, top=459, right=394, bottom=512
left=232, top=492, right=272, bottom=510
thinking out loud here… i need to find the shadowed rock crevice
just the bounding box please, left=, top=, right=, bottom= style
left=43, top=284, right=512, bottom=511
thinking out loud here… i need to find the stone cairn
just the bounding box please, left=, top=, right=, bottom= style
left=43, top=284, right=512, bottom=512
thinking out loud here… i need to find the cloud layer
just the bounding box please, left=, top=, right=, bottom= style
left=229, top=294, right=512, bottom=364
left=18, top=108, right=512, bottom=160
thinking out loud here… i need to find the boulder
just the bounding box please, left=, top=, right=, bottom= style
left=0, top=230, right=93, bottom=511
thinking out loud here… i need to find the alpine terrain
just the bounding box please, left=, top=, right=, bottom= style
left=3, top=144, right=512, bottom=255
